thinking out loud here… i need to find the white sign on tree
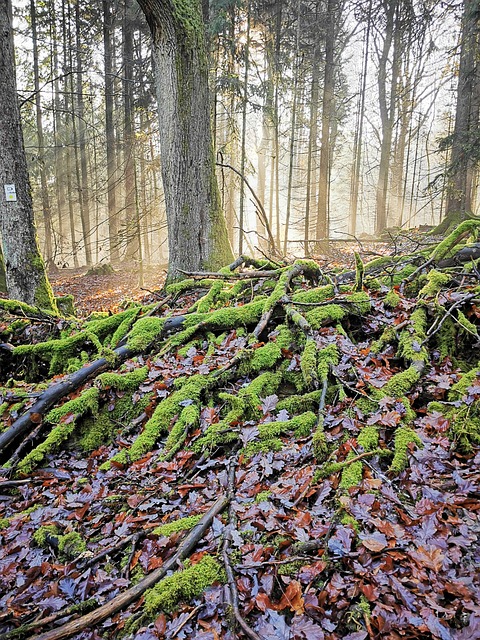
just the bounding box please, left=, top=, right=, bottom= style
left=4, top=184, right=17, bottom=202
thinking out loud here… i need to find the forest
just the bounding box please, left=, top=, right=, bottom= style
left=0, top=0, right=479, bottom=639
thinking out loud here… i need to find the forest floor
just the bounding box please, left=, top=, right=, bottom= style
left=50, top=264, right=168, bottom=317
left=0, top=230, right=479, bottom=640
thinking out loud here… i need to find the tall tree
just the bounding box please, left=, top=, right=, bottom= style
left=30, top=0, right=54, bottom=267
left=444, top=0, right=480, bottom=221
left=136, top=0, right=233, bottom=279
left=103, top=0, right=119, bottom=264
left=0, top=0, right=57, bottom=312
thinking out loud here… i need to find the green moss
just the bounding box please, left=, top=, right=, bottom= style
left=153, top=514, right=202, bottom=537
left=301, top=339, right=318, bottom=389
left=371, top=325, right=397, bottom=354
left=163, top=403, right=200, bottom=457
left=55, top=294, right=76, bottom=317
left=419, top=270, right=450, bottom=298
left=358, top=595, right=371, bottom=616
left=97, top=367, right=148, bottom=391
left=262, top=268, right=293, bottom=312
left=341, top=513, right=360, bottom=533
left=166, top=279, right=196, bottom=295
left=58, top=531, right=86, bottom=559
left=196, top=280, right=224, bottom=313
left=345, top=291, right=371, bottom=313
left=109, top=375, right=209, bottom=466
left=127, top=317, right=165, bottom=351
left=273, top=324, right=296, bottom=350
left=30, top=252, right=58, bottom=314
left=318, top=343, right=339, bottom=382
left=449, top=366, right=480, bottom=399
left=292, top=284, right=335, bottom=304
left=305, top=304, right=346, bottom=329
left=277, top=390, right=322, bottom=414
left=317, top=448, right=389, bottom=482
left=365, top=277, right=381, bottom=290
left=354, top=252, right=364, bottom=291
left=144, top=554, right=225, bottom=615
left=278, top=561, right=303, bottom=576
left=46, top=387, right=99, bottom=424
left=33, top=525, right=59, bottom=547
left=457, top=310, right=478, bottom=336
left=432, top=219, right=480, bottom=261
left=339, top=455, right=363, bottom=489
left=381, top=365, right=420, bottom=398
left=195, top=372, right=283, bottom=453
left=244, top=411, right=317, bottom=456
left=14, top=310, right=138, bottom=375
left=0, top=518, right=9, bottom=530
left=357, top=425, right=379, bottom=451
left=384, top=290, right=401, bottom=308
left=389, top=427, right=423, bottom=474
left=437, top=317, right=457, bottom=359
left=255, top=490, right=271, bottom=503
left=312, top=421, right=328, bottom=461
left=397, top=308, right=429, bottom=363
left=18, top=388, right=100, bottom=473
left=239, top=342, right=282, bottom=376
left=77, top=413, right=117, bottom=452
left=110, top=308, right=141, bottom=347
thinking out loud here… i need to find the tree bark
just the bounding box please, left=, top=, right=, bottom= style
left=103, top=0, right=119, bottom=264
left=0, top=0, right=57, bottom=312
left=30, top=0, right=54, bottom=267
left=123, top=3, right=140, bottom=262
left=136, top=0, right=233, bottom=280
left=316, top=0, right=338, bottom=245
left=445, top=0, right=480, bottom=219
left=375, top=0, right=400, bottom=236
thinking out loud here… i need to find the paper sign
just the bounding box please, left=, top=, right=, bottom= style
left=4, top=184, right=17, bottom=202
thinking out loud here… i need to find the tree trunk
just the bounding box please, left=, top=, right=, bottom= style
left=30, top=0, right=54, bottom=267
left=52, top=0, right=66, bottom=262
left=75, top=1, right=93, bottom=266
left=0, top=0, right=57, bottom=312
left=304, top=8, right=321, bottom=256
left=445, top=0, right=480, bottom=220
left=238, top=1, right=250, bottom=256
left=62, top=0, right=79, bottom=269
left=137, top=0, right=233, bottom=280
left=123, top=3, right=140, bottom=262
left=103, top=0, right=119, bottom=264
left=349, top=0, right=371, bottom=236
left=283, top=0, right=301, bottom=256
left=316, top=0, right=337, bottom=245
left=375, top=0, right=400, bottom=236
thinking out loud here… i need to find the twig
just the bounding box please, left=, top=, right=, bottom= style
left=171, top=605, right=202, bottom=637
left=122, top=532, right=142, bottom=580
left=31, top=494, right=230, bottom=640
left=423, top=293, right=476, bottom=344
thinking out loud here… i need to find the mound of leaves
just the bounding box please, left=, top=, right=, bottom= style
left=0, top=223, right=480, bottom=640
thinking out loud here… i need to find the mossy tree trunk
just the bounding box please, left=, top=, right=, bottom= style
left=0, top=0, right=57, bottom=313
left=137, top=0, right=233, bottom=281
